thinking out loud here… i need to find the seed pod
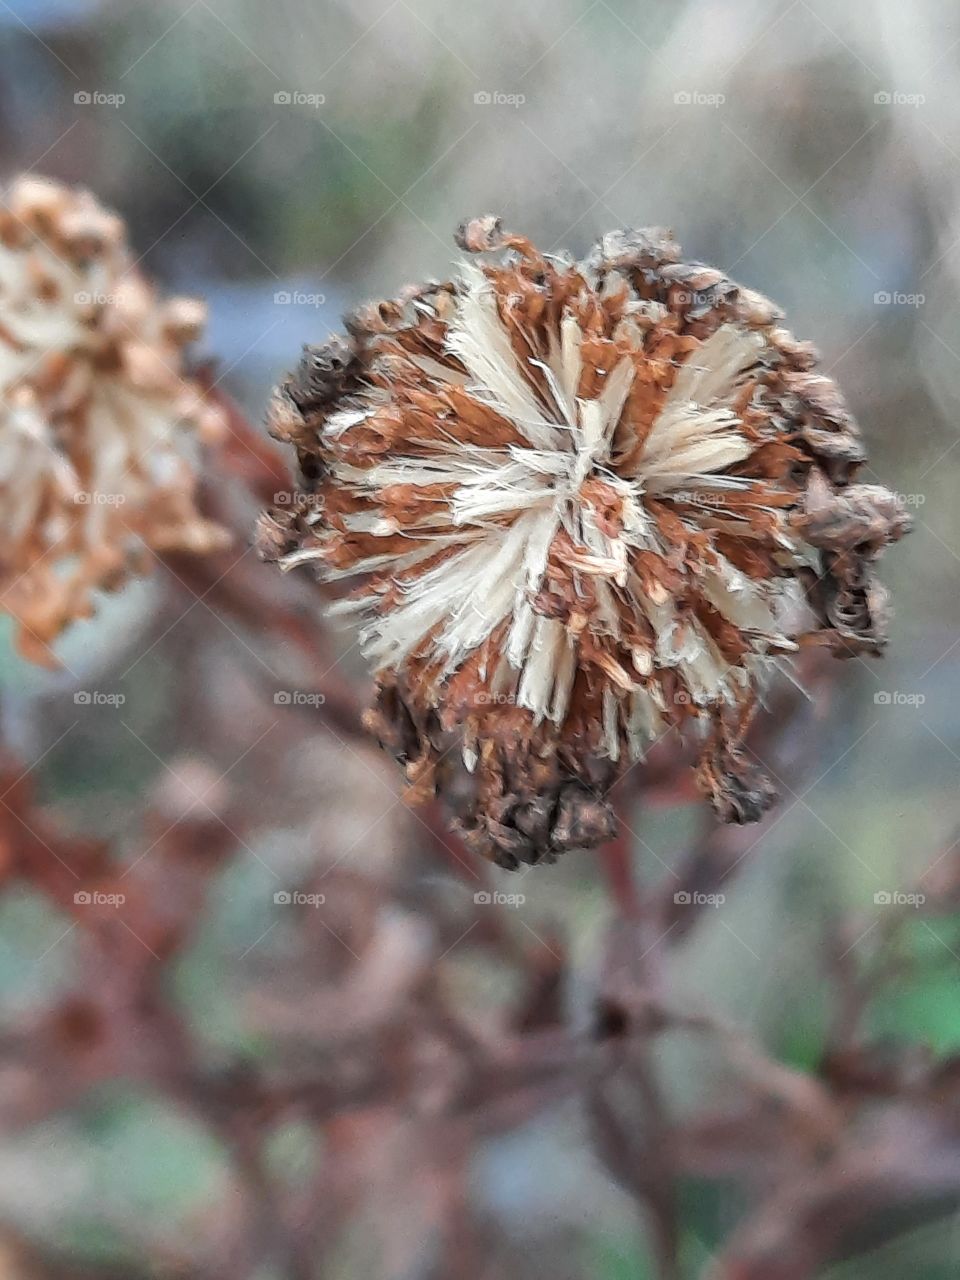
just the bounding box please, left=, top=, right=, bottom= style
left=261, top=217, right=909, bottom=867
left=0, top=176, right=228, bottom=663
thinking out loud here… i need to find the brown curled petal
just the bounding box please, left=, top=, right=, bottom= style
left=254, top=510, right=292, bottom=563
left=585, top=226, right=683, bottom=276
left=797, top=425, right=867, bottom=470
left=792, top=480, right=912, bottom=551
left=696, top=732, right=779, bottom=826
left=283, top=335, right=358, bottom=413
left=266, top=388, right=310, bottom=447
left=344, top=299, right=406, bottom=338
left=453, top=773, right=617, bottom=870
left=825, top=566, right=893, bottom=656
left=731, top=286, right=784, bottom=329
left=768, top=327, right=821, bottom=370
left=455, top=214, right=505, bottom=254
left=783, top=371, right=858, bottom=432
left=551, top=785, right=618, bottom=853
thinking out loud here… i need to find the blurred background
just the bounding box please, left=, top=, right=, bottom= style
left=0, top=1, right=958, bottom=1277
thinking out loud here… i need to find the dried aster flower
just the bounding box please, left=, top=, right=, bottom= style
left=0, top=176, right=228, bottom=663
left=260, top=217, right=909, bottom=869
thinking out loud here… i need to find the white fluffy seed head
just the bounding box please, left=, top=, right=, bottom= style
left=309, top=262, right=802, bottom=756
left=263, top=218, right=907, bottom=861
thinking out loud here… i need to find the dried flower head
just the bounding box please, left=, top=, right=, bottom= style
left=0, top=176, right=228, bottom=663
left=261, top=217, right=909, bottom=868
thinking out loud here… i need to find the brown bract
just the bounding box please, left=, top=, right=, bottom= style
left=260, top=216, right=908, bottom=868
left=0, top=176, right=229, bottom=664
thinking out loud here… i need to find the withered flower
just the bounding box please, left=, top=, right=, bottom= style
left=261, top=217, right=908, bottom=868
left=0, top=176, right=228, bottom=663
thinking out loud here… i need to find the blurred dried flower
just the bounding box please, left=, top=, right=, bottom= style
left=261, top=217, right=908, bottom=868
left=0, top=176, right=229, bottom=663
